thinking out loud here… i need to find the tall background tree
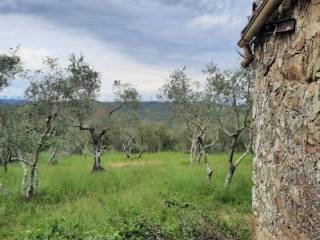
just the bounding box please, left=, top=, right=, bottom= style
left=0, top=48, right=22, bottom=173
left=17, top=57, right=70, bottom=198
left=204, top=63, right=254, bottom=186
left=159, top=67, right=219, bottom=178
left=67, top=55, right=141, bottom=172
left=0, top=48, right=21, bottom=91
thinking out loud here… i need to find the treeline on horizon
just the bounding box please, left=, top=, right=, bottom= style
left=0, top=97, right=250, bottom=153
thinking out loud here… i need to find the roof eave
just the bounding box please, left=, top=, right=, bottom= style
left=238, top=0, right=284, bottom=48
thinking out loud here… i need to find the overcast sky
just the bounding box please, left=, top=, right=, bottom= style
left=0, top=0, right=252, bottom=100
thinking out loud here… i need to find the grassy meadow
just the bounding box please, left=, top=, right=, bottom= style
left=0, top=152, right=252, bottom=240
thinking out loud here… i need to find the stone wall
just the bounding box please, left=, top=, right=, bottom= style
left=252, top=0, right=320, bottom=239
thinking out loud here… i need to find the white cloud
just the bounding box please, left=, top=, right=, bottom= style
left=0, top=0, right=253, bottom=100
left=0, top=14, right=179, bottom=100
left=189, top=15, right=228, bottom=29
left=0, top=0, right=252, bottom=99
left=19, top=47, right=55, bottom=69
left=188, top=14, right=241, bottom=30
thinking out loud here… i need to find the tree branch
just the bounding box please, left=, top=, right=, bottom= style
left=235, top=141, right=252, bottom=167
left=99, top=128, right=110, bottom=138
left=184, top=121, right=195, bottom=142
left=216, top=118, right=232, bottom=136
left=108, top=105, right=122, bottom=117
left=204, top=130, right=220, bottom=148
left=184, top=116, right=205, bottom=133
left=10, top=158, right=32, bottom=165
left=25, top=127, right=37, bottom=134
left=75, top=119, right=92, bottom=131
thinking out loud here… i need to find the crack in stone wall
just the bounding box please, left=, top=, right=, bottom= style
left=252, top=0, right=320, bottom=239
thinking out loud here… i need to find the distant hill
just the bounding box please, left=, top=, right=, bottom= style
left=0, top=99, right=171, bottom=121
left=100, top=101, right=171, bottom=121
left=0, top=99, right=26, bottom=105
left=138, top=101, right=171, bottom=120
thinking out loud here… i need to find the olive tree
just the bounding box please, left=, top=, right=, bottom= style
left=0, top=49, right=22, bottom=172
left=134, top=120, right=177, bottom=157
left=120, top=113, right=140, bottom=159
left=204, top=63, right=253, bottom=187
left=65, top=55, right=106, bottom=171
left=23, top=58, right=70, bottom=197
left=0, top=48, right=21, bottom=91
left=2, top=57, right=71, bottom=198
left=64, top=127, right=91, bottom=158
left=47, top=121, right=67, bottom=165
left=0, top=109, right=21, bottom=173
left=117, top=96, right=141, bottom=159
left=159, top=67, right=219, bottom=178
left=134, top=120, right=161, bottom=157
left=67, top=55, right=141, bottom=171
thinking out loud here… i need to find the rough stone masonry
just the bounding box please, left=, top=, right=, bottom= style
left=252, top=0, right=320, bottom=239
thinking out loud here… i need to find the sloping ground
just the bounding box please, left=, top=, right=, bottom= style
left=0, top=152, right=252, bottom=239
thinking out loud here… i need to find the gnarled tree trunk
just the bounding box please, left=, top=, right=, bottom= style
left=27, top=161, right=39, bottom=198
left=88, top=125, right=112, bottom=172
left=138, top=136, right=145, bottom=159
left=224, top=130, right=252, bottom=187
left=28, top=113, right=56, bottom=198
left=123, top=136, right=133, bottom=159
left=48, top=141, right=60, bottom=165
left=224, top=133, right=238, bottom=187
left=3, top=152, right=10, bottom=172
left=92, top=134, right=104, bottom=172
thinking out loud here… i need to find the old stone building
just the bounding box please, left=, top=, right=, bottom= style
left=239, top=0, right=320, bottom=239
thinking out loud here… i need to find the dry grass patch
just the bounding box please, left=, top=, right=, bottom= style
left=110, top=160, right=160, bottom=168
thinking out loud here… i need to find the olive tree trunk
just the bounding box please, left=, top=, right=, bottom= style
left=123, top=136, right=133, bottom=159
left=224, top=134, right=238, bottom=187
left=28, top=113, right=56, bottom=198
left=48, top=142, right=60, bottom=165
left=92, top=137, right=104, bottom=172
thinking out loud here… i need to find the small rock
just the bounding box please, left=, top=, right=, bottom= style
left=284, top=93, right=301, bottom=111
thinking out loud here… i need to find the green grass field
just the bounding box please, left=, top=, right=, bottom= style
left=0, top=152, right=252, bottom=240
